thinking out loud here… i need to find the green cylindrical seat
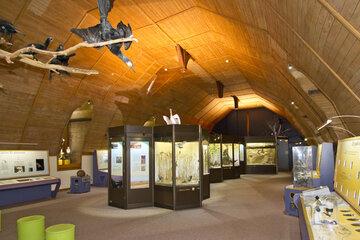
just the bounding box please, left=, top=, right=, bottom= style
left=17, top=215, right=45, bottom=240
left=46, top=224, right=75, bottom=240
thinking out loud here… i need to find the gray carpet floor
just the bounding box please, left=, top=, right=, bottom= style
left=0, top=173, right=300, bottom=240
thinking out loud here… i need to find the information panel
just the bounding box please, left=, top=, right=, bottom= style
left=96, top=150, right=108, bottom=172
left=130, top=141, right=150, bottom=189
left=334, top=136, right=360, bottom=213
left=0, top=150, right=49, bottom=180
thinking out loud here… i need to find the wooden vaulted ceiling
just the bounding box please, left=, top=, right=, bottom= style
left=0, top=0, right=360, bottom=154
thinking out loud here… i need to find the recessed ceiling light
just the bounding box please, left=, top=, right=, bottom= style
left=291, top=101, right=295, bottom=105
left=288, top=64, right=293, bottom=70
left=164, top=68, right=168, bottom=71
left=304, top=138, right=308, bottom=141
left=225, top=59, right=229, bottom=63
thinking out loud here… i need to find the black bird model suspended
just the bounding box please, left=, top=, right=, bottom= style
left=70, top=0, right=133, bottom=68
left=0, top=18, right=22, bottom=41
left=49, top=43, right=76, bottom=80
left=25, top=36, right=53, bottom=60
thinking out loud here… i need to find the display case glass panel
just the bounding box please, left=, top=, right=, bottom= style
left=110, top=142, right=123, bottom=188
left=175, top=141, right=199, bottom=186
left=292, top=146, right=313, bottom=188
left=155, top=142, right=172, bottom=186
left=222, top=143, right=233, bottom=167
left=202, top=140, right=210, bottom=174
left=0, top=150, right=49, bottom=180
left=130, top=141, right=150, bottom=189
left=209, top=143, right=221, bottom=168
left=316, top=144, right=323, bottom=175
left=234, top=143, right=240, bottom=166
left=240, top=144, right=245, bottom=162
left=96, top=150, right=108, bottom=172
left=246, top=142, right=276, bottom=165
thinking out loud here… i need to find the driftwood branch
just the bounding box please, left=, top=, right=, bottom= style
left=0, top=37, right=12, bottom=46
left=0, top=36, right=137, bottom=76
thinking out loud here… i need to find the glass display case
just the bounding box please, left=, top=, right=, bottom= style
left=154, top=125, right=202, bottom=210
left=209, top=133, right=223, bottom=183
left=221, top=136, right=241, bottom=179
left=292, top=146, right=314, bottom=188
left=108, top=126, right=153, bottom=209
left=93, top=150, right=109, bottom=187
left=201, top=130, right=210, bottom=199
left=245, top=137, right=277, bottom=174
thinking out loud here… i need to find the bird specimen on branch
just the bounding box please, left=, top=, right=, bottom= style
left=48, top=43, right=76, bottom=79
left=71, top=0, right=134, bottom=68
left=25, top=36, right=53, bottom=60
left=0, top=18, right=22, bottom=42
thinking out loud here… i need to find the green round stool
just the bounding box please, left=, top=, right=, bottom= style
left=46, top=224, right=75, bottom=240
left=17, top=215, right=45, bottom=240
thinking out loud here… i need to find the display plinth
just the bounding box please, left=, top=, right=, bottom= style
left=108, top=125, right=153, bottom=209
left=154, top=125, right=202, bottom=210
left=245, top=137, right=277, bottom=174
left=209, top=134, right=223, bottom=183
left=93, top=150, right=108, bottom=187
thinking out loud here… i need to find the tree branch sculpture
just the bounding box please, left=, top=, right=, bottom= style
left=0, top=36, right=138, bottom=76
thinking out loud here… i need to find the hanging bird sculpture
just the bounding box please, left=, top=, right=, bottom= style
left=49, top=43, right=76, bottom=80
left=70, top=0, right=133, bottom=68
left=25, top=36, right=53, bottom=60
left=0, top=19, right=21, bottom=41
left=143, top=116, right=156, bottom=127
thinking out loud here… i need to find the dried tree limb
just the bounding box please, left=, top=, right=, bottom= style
left=4, top=36, right=138, bottom=62
left=0, top=37, right=12, bottom=46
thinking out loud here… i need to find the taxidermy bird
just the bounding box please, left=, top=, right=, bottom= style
left=48, top=43, right=76, bottom=80
left=70, top=0, right=134, bottom=68
left=143, top=116, right=156, bottom=127
left=163, top=109, right=181, bottom=125
left=25, top=36, right=53, bottom=60
left=0, top=19, right=22, bottom=41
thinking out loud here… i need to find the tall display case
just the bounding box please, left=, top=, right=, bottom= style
left=93, top=150, right=108, bottom=187
left=221, top=136, right=241, bottom=179
left=202, top=130, right=210, bottom=199
left=209, top=133, right=223, bottom=183
left=245, top=137, right=277, bottom=174
left=108, top=126, right=153, bottom=209
left=154, top=125, right=202, bottom=210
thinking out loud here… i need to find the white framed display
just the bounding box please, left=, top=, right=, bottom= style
left=96, top=149, right=109, bottom=172
left=111, top=142, right=123, bottom=177
left=234, top=143, right=240, bottom=166
left=0, top=150, right=49, bottom=180
left=130, top=141, right=150, bottom=189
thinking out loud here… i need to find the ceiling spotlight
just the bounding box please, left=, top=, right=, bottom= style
left=288, top=64, right=293, bottom=70
left=225, top=59, right=230, bottom=63
left=164, top=68, right=168, bottom=72
left=304, top=138, right=308, bottom=141
left=291, top=101, right=295, bottom=105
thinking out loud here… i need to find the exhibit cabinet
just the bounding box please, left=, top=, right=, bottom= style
left=202, top=130, right=211, bottom=200
left=292, top=145, right=317, bottom=188
left=277, top=137, right=290, bottom=171
left=313, top=143, right=335, bottom=191
left=245, top=137, right=277, bottom=174
left=93, top=149, right=109, bottom=187
left=209, top=133, right=223, bottom=183
left=108, top=126, right=153, bottom=209
left=0, top=150, right=60, bottom=207
left=221, top=136, right=241, bottom=179
left=298, top=137, right=360, bottom=240
left=154, top=125, right=202, bottom=210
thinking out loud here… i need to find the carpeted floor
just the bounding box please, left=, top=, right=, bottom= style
left=0, top=173, right=300, bottom=240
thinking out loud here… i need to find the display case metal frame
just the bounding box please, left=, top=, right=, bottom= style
left=244, top=137, right=277, bottom=174
left=108, top=125, right=154, bottom=209
left=209, top=133, right=223, bottom=183
left=153, top=125, right=202, bottom=210
left=201, top=130, right=210, bottom=199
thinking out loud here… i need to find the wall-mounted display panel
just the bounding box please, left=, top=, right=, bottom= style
left=334, top=137, right=360, bottom=213
left=130, top=141, right=150, bottom=189
left=96, top=150, right=108, bottom=172
left=246, top=143, right=276, bottom=166
left=155, top=142, right=172, bottom=186
left=0, top=151, right=49, bottom=180
left=209, top=143, right=221, bottom=168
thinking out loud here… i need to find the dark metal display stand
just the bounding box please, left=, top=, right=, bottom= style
left=202, top=130, right=210, bottom=200
left=153, top=125, right=202, bottom=210
left=108, top=125, right=153, bottom=209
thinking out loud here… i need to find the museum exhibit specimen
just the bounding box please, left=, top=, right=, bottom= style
left=209, top=134, right=223, bottom=183
left=298, top=137, right=360, bottom=240
left=108, top=126, right=153, bottom=209
left=221, top=136, right=241, bottom=179
left=202, top=131, right=210, bottom=199
left=154, top=125, right=202, bottom=210
left=245, top=137, right=277, bottom=174
left=93, top=150, right=109, bottom=187
left=0, top=150, right=60, bottom=207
